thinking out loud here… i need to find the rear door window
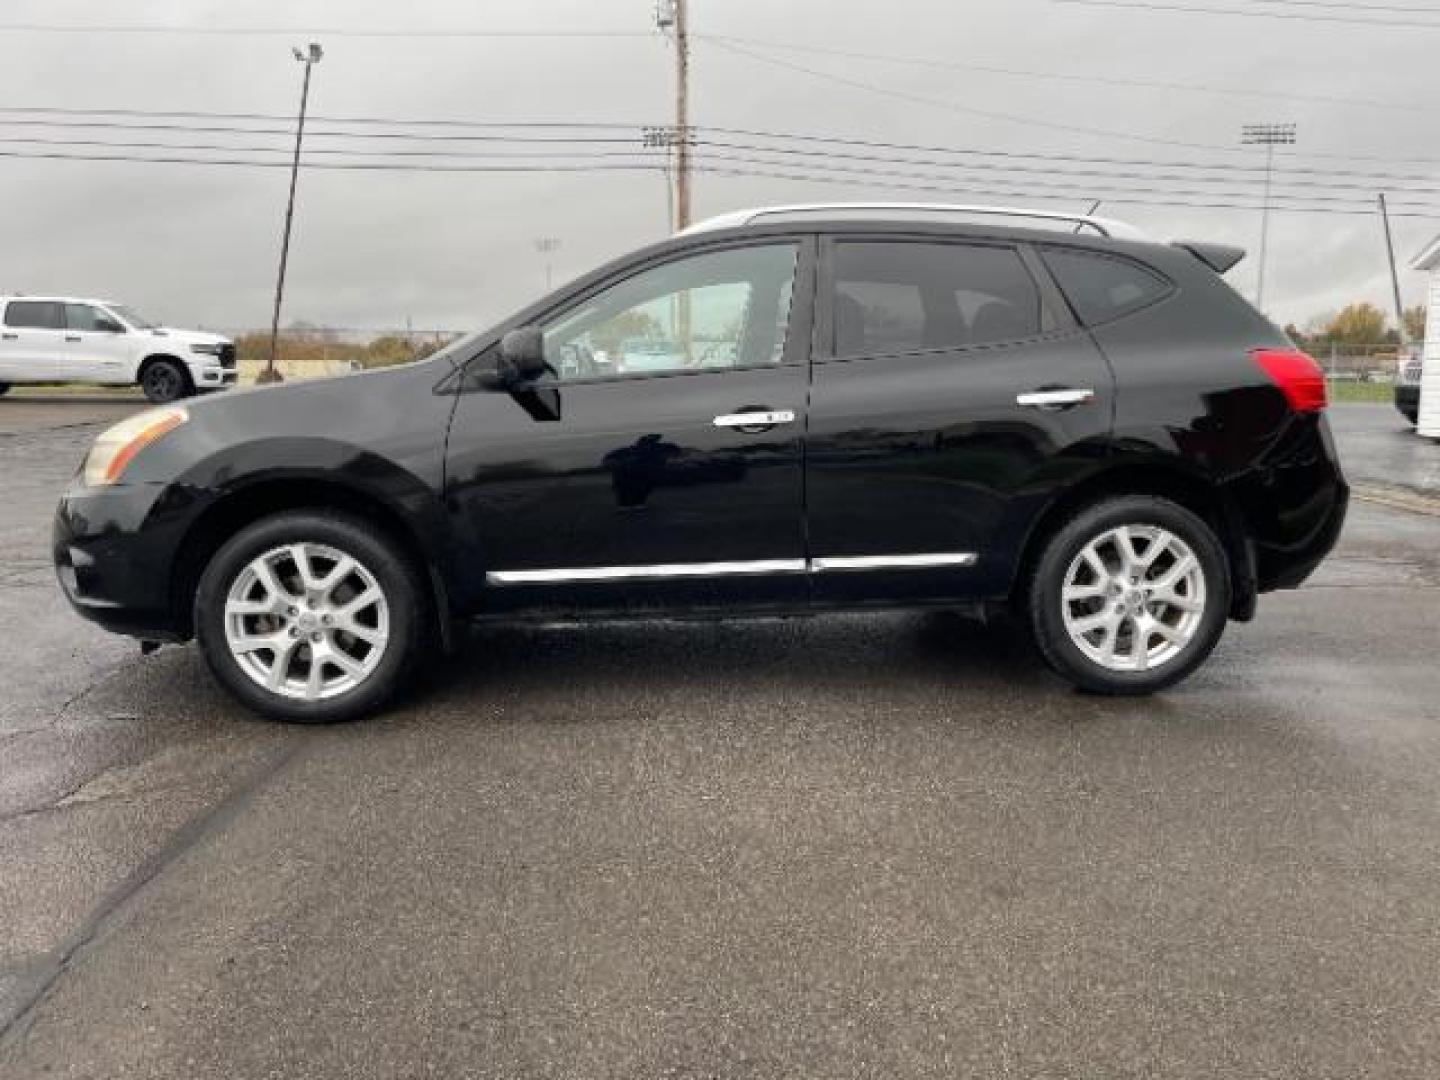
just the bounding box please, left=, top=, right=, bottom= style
left=829, top=241, right=1048, bottom=358
left=4, top=301, right=64, bottom=329
left=1040, top=248, right=1171, bottom=325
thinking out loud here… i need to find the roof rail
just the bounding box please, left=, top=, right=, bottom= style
left=680, top=203, right=1149, bottom=241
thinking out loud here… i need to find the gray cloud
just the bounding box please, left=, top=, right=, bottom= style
left=0, top=0, right=1434, bottom=335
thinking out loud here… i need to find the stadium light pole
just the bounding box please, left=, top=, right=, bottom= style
left=1241, top=123, right=1296, bottom=316
left=534, top=237, right=561, bottom=291
left=260, top=41, right=324, bottom=385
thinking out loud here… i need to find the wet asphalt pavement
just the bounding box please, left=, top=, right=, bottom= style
left=2, top=396, right=1438, bottom=1078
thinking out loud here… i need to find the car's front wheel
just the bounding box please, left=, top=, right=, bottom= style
left=194, top=511, right=427, bottom=722
left=140, top=359, right=192, bottom=403
left=1026, top=496, right=1230, bottom=695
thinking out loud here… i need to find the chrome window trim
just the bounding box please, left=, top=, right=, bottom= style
left=486, top=553, right=978, bottom=585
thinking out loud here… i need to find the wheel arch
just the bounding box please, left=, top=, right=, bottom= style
left=1009, top=461, right=1257, bottom=622
left=137, top=352, right=194, bottom=387
left=169, top=476, right=454, bottom=648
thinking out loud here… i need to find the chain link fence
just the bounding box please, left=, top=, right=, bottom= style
left=1311, top=343, right=1411, bottom=384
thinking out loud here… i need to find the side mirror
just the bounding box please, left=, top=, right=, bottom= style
left=498, top=327, right=548, bottom=384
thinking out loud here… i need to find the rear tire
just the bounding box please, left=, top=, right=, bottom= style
left=141, top=359, right=192, bottom=403
left=1026, top=496, right=1230, bottom=695
left=194, top=511, right=427, bottom=722
left=0, top=382, right=10, bottom=396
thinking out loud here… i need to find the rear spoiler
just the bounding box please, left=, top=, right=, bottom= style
left=1172, top=241, right=1246, bottom=275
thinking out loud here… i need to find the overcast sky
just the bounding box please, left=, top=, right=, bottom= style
left=0, top=0, right=1435, bottom=334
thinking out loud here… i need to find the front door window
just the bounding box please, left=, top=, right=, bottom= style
left=541, top=244, right=798, bottom=380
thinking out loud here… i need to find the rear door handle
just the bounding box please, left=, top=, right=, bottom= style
left=1, top=332, right=16, bottom=340
left=65, top=335, right=82, bottom=342
left=714, top=409, right=797, bottom=429
left=1016, top=388, right=1095, bottom=410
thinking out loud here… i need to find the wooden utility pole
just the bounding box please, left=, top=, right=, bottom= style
left=672, top=0, right=691, bottom=231
left=1378, top=193, right=1409, bottom=347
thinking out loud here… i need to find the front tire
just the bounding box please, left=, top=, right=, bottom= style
left=1026, top=496, right=1230, bottom=695
left=194, top=511, right=427, bottom=722
left=0, top=382, right=11, bottom=396
left=141, top=359, right=192, bottom=403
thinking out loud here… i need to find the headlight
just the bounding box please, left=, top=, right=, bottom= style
left=83, top=407, right=188, bottom=487
left=190, top=343, right=225, bottom=355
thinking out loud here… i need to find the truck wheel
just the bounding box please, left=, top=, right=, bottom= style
left=1027, top=496, right=1230, bottom=695
left=141, top=359, right=192, bottom=403
left=194, top=511, right=428, bottom=723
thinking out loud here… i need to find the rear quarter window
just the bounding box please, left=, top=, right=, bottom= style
left=1040, top=248, right=1171, bottom=326
left=4, top=300, right=65, bottom=329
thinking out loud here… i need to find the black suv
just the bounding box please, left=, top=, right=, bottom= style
left=54, top=204, right=1347, bottom=721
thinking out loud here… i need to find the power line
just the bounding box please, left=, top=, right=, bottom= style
left=1, top=141, right=1434, bottom=216
left=0, top=24, right=654, bottom=38
left=2, top=106, right=1438, bottom=174
left=6, top=127, right=1440, bottom=198
left=703, top=35, right=1239, bottom=154
left=1047, top=0, right=1440, bottom=28
left=690, top=163, right=1440, bottom=218
left=700, top=33, right=1440, bottom=116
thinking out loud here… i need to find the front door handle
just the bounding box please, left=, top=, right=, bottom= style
left=1016, top=388, right=1095, bottom=410
left=713, top=409, right=797, bottom=429
left=64, top=335, right=82, bottom=342
left=0, top=332, right=17, bottom=340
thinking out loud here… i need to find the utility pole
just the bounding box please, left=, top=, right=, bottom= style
left=1241, top=123, right=1296, bottom=316
left=1378, top=193, right=1409, bottom=347
left=534, top=237, right=561, bottom=291
left=260, top=41, right=324, bottom=385
left=655, top=0, right=691, bottom=230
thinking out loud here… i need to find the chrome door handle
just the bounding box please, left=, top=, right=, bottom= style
left=1016, top=388, right=1095, bottom=409
left=713, top=410, right=796, bottom=428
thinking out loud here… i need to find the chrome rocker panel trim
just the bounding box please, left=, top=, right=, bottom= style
left=486, top=553, right=977, bottom=585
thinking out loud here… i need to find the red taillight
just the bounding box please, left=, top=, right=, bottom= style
left=1252, top=348, right=1327, bottom=413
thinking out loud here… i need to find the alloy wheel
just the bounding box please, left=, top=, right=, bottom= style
left=1060, top=524, right=1206, bottom=673
left=223, top=542, right=390, bottom=700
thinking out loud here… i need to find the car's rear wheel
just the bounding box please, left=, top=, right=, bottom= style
left=141, top=359, right=192, bottom=403
left=0, top=382, right=11, bottom=396
left=1027, top=496, right=1230, bottom=695
left=194, top=511, right=426, bottom=722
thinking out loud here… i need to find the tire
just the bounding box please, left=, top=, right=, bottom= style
left=141, top=358, right=192, bottom=403
left=1026, top=496, right=1230, bottom=695
left=194, top=511, right=428, bottom=722
left=0, top=382, right=10, bottom=396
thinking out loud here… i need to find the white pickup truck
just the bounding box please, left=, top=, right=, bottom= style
left=0, top=296, right=236, bottom=402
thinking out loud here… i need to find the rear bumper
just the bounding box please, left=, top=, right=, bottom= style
left=53, top=480, right=190, bottom=641
left=1228, top=413, right=1348, bottom=594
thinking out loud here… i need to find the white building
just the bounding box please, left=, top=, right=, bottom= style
left=1413, top=235, right=1440, bottom=438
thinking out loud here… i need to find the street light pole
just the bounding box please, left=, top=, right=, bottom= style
left=1241, top=123, right=1296, bottom=317
left=260, top=42, right=323, bottom=385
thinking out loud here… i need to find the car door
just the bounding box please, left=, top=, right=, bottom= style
left=0, top=300, right=71, bottom=383
left=445, top=237, right=815, bottom=615
left=64, top=303, right=136, bottom=384
left=805, top=234, right=1115, bottom=605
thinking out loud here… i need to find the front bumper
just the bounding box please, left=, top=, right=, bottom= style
left=53, top=480, right=190, bottom=641
left=193, top=364, right=238, bottom=390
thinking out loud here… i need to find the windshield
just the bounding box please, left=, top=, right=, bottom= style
left=110, top=305, right=158, bottom=330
